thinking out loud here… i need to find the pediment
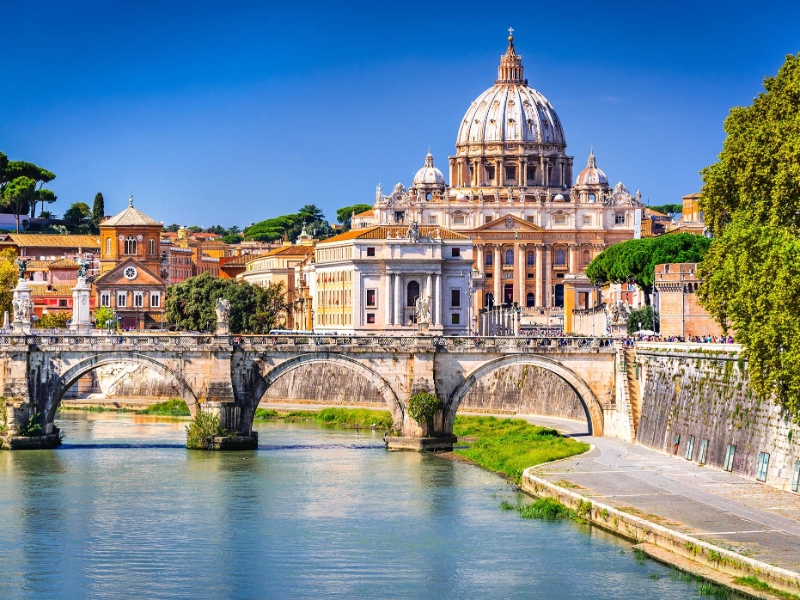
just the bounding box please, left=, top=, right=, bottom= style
left=96, top=258, right=165, bottom=286
left=475, top=214, right=545, bottom=233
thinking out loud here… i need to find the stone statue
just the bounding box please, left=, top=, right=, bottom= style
left=416, top=294, right=432, bottom=325
left=76, top=258, right=88, bottom=279
left=376, top=183, right=383, bottom=204
left=216, top=298, right=231, bottom=323
left=16, top=258, right=29, bottom=279
left=478, top=189, right=484, bottom=202
left=13, top=295, right=32, bottom=322
left=407, top=220, right=421, bottom=243
left=635, top=189, right=643, bottom=205
left=606, top=301, right=629, bottom=326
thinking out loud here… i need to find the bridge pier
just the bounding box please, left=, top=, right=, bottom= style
left=0, top=400, right=62, bottom=450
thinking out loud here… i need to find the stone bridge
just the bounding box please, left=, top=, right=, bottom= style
left=0, top=333, right=628, bottom=450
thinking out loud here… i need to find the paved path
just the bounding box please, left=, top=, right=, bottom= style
left=524, top=416, right=800, bottom=573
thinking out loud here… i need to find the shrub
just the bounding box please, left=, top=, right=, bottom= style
left=517, top=497, right=574, bottom=520
left=407, top=392, right=440, bottom=425
left=186, top=409, right=229, bottom=449
left=18, top=412, right=44, bottom=437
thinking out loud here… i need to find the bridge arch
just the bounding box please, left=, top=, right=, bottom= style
left=251, top=352, right=404, bottom=427
left=445, top=354, right=604, bottom=435
left=42, top=352, right=199, bottom=424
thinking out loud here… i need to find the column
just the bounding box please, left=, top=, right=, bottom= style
left=535, top=246, right=544, bottom=307
left=449, top=158, right=456, bottom=187
left=493, top=246, right=501, bottom=304
left=477, top=245, right=485, bottom=275
left=393, top=274, right=400, bottom=325
left=521, top=158, right=527, bottom=187
left=540, top=156, right=546, bottom=187
left=435, top=273, right=442, bottom=326
left=426, top=274, right=432, bottom=300
left=385, top=271, right=393, bottom=326
left=516, top=244, right=525, bottom=306
left=497, top=158, right=504, bottom=187
left=569, top=245, right=580, bottom=274
left=544, top=246, right=552, bottom=307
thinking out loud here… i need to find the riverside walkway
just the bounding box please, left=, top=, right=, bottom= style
left=529, top=416, right=800, bottom=574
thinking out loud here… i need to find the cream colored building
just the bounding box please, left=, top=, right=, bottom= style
left=313, top=225, right=473, bottom=335
left=368, top=33, right=643, bottom=317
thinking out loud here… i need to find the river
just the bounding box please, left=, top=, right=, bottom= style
left=0, top=412, right=743, bottom=599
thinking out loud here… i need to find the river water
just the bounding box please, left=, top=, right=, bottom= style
left=0, top=412, right=741, bottom=599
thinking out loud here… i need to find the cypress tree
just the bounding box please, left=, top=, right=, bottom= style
left=91, top=192, right=105, bottom=230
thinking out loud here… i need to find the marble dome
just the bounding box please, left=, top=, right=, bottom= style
left=575, top=150, right=608, bottom=186
left=413, top=152, right=446, bottom=185
left=456, top=36, right=565, bottom=147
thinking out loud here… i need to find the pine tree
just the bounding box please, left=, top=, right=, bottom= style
left=91, top=192, right=105, bottom=231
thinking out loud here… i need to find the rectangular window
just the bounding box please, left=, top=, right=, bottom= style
left=453, top=215, right=465, bottom=225
left=756, top=452, right=770, bottom=482
left=526, top=165, right=537, bottom=183
left=792, top=461, right=800, bottom=492
left=366, top=247, right=376, bottom=257
left=451, top=289, right=461, bottom=307
left=526, top=215, right=535, bottom=224
left=428, top=215, right=438, bottom=225
left=366, top=313, right=375, bottom=324
left=366, top=289, right=376, bottom=308
left=723, top=444, right=736, bottom=472
left=58, top=299, right=68, bottom=307
left=117, top=292, right=127, bottom=308
left=451, top=313, right=460, bottom=325
left=615, top=212, right=625, bottom=225
left=684, top=435, right=695, bottom=460
left=133, top=292, right=144, bottom=308
left=698, top=439, right=708, bottom=465
left=150, top=292, right=160, bottom=307
left=554, top=215, right=566, bottom=225
left=100, top=293, right=110, bottom=307
left=505, top=166, right=516, bottom=181
left=583, top=215, right=592, bottom=225
left=484, top=215, right=492, bottom=224
left=451, top=247, right=460, bottom=258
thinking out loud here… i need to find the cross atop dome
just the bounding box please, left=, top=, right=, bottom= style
left=496, top=29, right=526, bottom=85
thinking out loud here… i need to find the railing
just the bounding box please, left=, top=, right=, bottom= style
left=0, top=332, right=615, bottom=351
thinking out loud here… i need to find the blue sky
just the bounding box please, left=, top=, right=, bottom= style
left=1, top=0, right=798, bottom=227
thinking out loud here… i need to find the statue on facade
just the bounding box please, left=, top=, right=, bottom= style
left=416, top=294, right=432, bottom=325
left=376, top=183, right=383, bottom=204
left=216, top=298, right=231, bottom=324
left=606, top=301, right=629, bottom=326
left=16, top=258, right=29, bottom=280
left=407, top=220, right=421, bottom=243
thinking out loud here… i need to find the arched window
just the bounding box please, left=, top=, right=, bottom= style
left=505, top=249, right=514, bottom=265
left=527, top=251, right=535, bottom=266
left=124, top=237, right=137, bottom=255
left=555, top=248, right=566, bottom=265
left=406, top=281, right=419, bottom=307
left=582, top=249, right=591, bottom=266
left=149, top=239, right=155, bottom=255
left=485, top=293, right=494, bottom=308
left=526, top=292, right=535, bottom=307
left=106, top=238, right=111, bottom=255
left=485, top=252, right=493, bottom=267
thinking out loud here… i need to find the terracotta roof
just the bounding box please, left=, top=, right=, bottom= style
left=48, top=259, right=80, bottom=269
left=24, top=261, right=54, bottom=270
left=353, top=209, right=374, bottom=218
left=28, top=284, right=74, bottom=296
left=0, top=234, right=100, bottom=248
left=321, top=226, right=468, bottom=244
left=264, top=245, right=315, bottom=257
left=682, top=192, right=702, bottom=200
left=220, top=254, right=251, bottom=266
left=101, top=204, right=162, bottom=227
left=645, top=208, right=669, bottom=218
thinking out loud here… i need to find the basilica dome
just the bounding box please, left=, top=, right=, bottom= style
left=456, top=36, right=566, bottom=147
left=413, top=152, right=446, bottom=185
left=575, top=150, right=608, bottom=186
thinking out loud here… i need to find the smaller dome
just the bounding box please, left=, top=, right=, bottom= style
left=554, top=194, right=565, bottom=201
left=456, top=191, right=466, bottom=201
left=413, top=152, right=445, bottom=185
left=575, top=149, right=608, bottom=186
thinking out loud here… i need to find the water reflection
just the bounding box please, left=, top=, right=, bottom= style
left=0, top=412, right=747, bottom=600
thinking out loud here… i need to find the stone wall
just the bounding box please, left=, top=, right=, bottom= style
left=637, top=346, right=799, bottom=491
left=458, top=363, right=586, bottom=420
left=261, top=363, right=386, bottom=406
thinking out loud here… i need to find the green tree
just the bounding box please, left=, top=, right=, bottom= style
left=697, top=53, right=800, bottom=420
left=0, top=155, right=56, bottom=230
left=221, top=234, right=243, bottom=244
left=63, top=202, right=92, bottom=233
left=336, top=203, right=373, bottom=230
left=647, top=203, right=683, bottom=216
left=0, top=248, right=18, bottom=317
left=0, top=177, right=35, bottom=233
left=626, top=305, right=660, bottom=334
left=585, top=234, right=710, bottom=304
left=93, top=307, right=116, bottom=329
left=165, top=273, right=287, bottom=333
left=91, top=193, right=105, bottom=230
left=35, top=312, right=70, bottom=329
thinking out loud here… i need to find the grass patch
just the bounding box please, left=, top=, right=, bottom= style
left=452, top=416, right=589, bottom=482
left=253, top=407, right=393, bottom=429
left=140, top=399, right=190, bottom=416
left=58, top=405, right=137, bottom=413
left=517, top=497, right=575, bottom=520
left=186, top=410, right=230, bottom=449
left=698, top=582, right=731, bottom=598
left=499, top=500, right=515, bottom=511
left=734, top=576, right=800, bottom=600
left=253, top=408, right=280, bottom=420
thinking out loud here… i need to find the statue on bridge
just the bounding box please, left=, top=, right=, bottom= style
left=12, top=295, right=32, bottom=323
left=75, top=258, right=88, bottom=280
left=16, top=258, right=29, bottom=280
left=216, top=298, right=231, bottom=334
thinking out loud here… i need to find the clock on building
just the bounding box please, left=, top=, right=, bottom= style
left=123, top=266, right=137, bottom=280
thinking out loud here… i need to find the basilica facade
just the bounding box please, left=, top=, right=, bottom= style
left=366, top=33, right=643, bottom=316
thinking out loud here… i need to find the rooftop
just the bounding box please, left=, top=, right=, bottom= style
left=321, top=225, right=469, bottom=244
left=0, top=234, right=100, bottom=248
left=101, top=196, right=162, bottom=227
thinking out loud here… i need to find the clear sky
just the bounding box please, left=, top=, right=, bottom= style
left=1, top=0, right=798, bottom=227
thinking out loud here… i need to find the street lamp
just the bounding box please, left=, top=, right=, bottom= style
left=310, top=309, right=315, bottom=334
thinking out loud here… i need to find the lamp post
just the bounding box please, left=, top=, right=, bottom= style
left=311, top=309, right=315, bottom=334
